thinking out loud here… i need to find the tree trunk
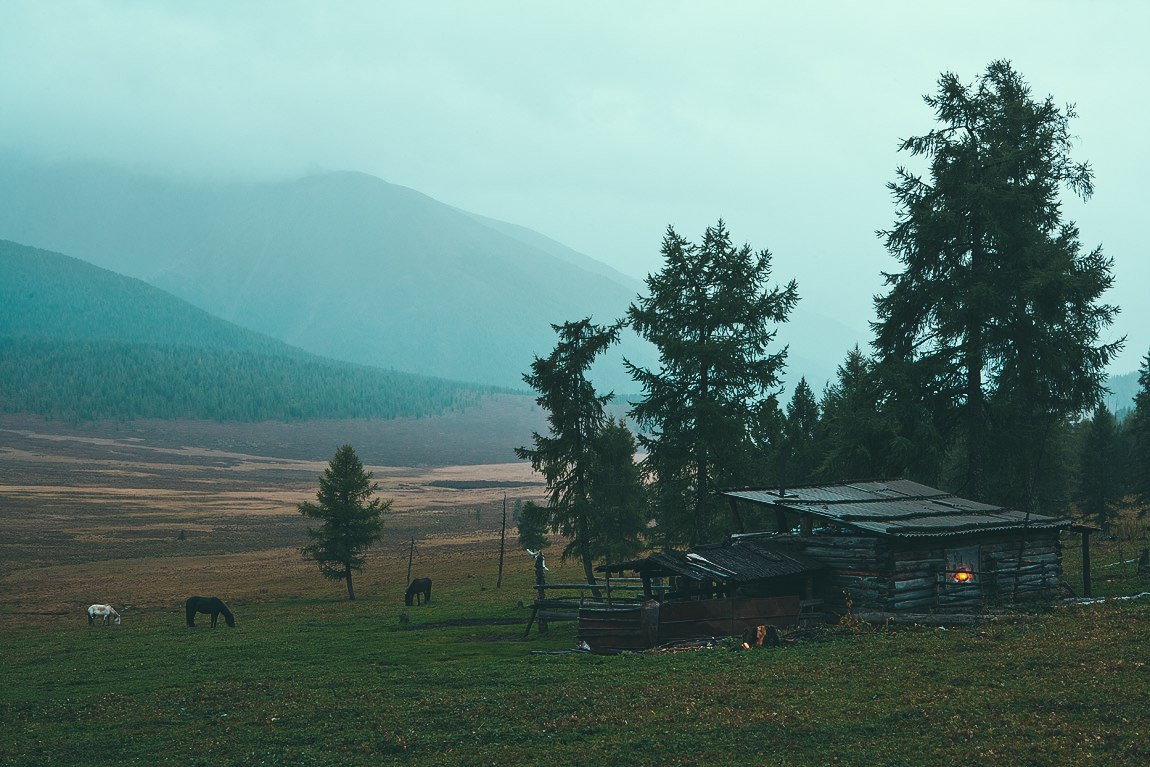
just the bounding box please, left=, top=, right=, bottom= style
left=497, top=495, right=507, bottom=588
left=577, top=507, right=602, bottom=599
left=965, top=327, right=985, bottom=500
left=695, top=366, right=711, bottom=545
left=345, top=565, right=356, bottom=601
left=695, top=455, right=709, bottom=545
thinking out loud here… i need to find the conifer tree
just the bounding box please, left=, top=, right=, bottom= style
left=783, top=378, right=821, bottom=486
left=873, top=60, right=1121, bottom=508
left=1077, top=404, right=1122, bottom=535
left=299, top=444, right=390, bottom=600
left=585, top=417, right=647, bottom=564
left=627, top=220, right=798, bottom=545
left=515, top=318, right=620, bottom=587
left=516, top=501, right=552, bottom=553
left=817, top=347, right=899, bottom=482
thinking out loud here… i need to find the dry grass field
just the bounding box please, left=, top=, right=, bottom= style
left=0, top=409, right=567, bottom=630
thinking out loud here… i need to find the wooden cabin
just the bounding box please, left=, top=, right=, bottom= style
left=580, top=538, right=825, bottom=653
left=724, top=479, right=1072, bottom=612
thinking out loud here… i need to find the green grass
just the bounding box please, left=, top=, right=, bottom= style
left=4, top=589, right=1150, bottom=767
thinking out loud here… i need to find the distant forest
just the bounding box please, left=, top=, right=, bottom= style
left=0, top=240, right=494, bottom=422
left=0, top=339, right=490, bottom=422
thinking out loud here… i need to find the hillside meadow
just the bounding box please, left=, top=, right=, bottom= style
left=2, top=418, right=1150, bottom=766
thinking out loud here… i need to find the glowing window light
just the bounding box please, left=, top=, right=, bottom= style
left=952, top=567, right=974, bottom=583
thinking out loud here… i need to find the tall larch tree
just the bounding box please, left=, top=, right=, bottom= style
left=627, top=220, right=798, bottom=545
left=873, top=60, right=1121, bottom=509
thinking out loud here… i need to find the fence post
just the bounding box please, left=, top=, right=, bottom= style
left=534, top=551, right=548, bottom=633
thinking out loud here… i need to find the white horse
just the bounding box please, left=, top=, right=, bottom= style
left=87, top=604, right=121, bottom=626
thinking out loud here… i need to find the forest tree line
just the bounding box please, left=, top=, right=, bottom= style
left=0, top=338, right=490, bottom=422
left=517, top=60, right=1150, bottom=582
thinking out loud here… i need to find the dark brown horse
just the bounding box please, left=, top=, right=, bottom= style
left=185, top=596, right=235, bottom=627
left=404, top=578, right=432, bottom=606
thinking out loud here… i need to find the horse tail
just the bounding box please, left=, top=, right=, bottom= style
left=218, top=600, right=235, bottom=627
left=425, top=580, right=432, bottom=604
left=185, top=597, right=196, bottom=627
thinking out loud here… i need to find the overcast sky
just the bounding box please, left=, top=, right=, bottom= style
left=2, top=1, right=1146, bottom=376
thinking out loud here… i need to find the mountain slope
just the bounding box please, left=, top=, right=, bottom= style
left=0, top=160, right=657, bottom=390
left=0, top=240, right=492, bottom=421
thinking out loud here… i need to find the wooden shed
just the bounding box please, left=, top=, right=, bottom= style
left=723, top=479, right=1072, bottom=612
left=579, top=538, right=825, bottom=653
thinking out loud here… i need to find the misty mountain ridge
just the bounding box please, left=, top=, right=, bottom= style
left=0, top=239, right=492, bottom=421
left=0, top=156, right=880, bottom=393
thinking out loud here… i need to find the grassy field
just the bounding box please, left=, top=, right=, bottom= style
left=2, top=418, right=1150, bottom=766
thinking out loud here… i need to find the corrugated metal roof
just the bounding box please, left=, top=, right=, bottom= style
left=601, top=538, right=823, bottom=583
left=724, top=481, right=1071, bottom=539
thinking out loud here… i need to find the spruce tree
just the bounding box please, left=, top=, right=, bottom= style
left=585, top=417, right=647, bottom=564
left=627, top=220, right=798, bottom=545
left=783, top=378, right=821, bottom=486
left=817, top=347, right=899, bottom=482
left=299, top=444, right=390, bottom=600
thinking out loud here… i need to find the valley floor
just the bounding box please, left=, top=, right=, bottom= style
left=2, top=416, right=1150, bottom=766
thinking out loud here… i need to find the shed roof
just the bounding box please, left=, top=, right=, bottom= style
left=724, top=480, right=1071, bottom=539
left=600, top=538, right=823, bottom=584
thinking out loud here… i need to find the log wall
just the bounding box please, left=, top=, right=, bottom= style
left=770, top=530, right=1063, bottom=613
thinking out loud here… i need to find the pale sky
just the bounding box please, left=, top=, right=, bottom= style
left=2, top=1, right=1146, bottom=373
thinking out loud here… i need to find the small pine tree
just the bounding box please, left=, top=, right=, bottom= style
left=299, top=444, right=390, bottom=600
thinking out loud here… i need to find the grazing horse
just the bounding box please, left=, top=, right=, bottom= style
left=87, top=604, right=121, bottom=626
left=404, top=578, right=432, bottom=606
left=185, top=596, right=235, bottom=628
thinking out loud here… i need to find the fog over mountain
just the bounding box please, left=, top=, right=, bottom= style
left=0, top=158, right=862, bottom=393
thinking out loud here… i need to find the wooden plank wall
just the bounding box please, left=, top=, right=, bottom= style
left=775, top=531, right=1063, bottom=612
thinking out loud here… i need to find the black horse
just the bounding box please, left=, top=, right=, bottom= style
left=185, top=596, right=235, bottom=628
left=404, top=578, right=432, bottom=606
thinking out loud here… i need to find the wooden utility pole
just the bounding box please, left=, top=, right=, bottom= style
left=497, top=493, right=507, bottom=588
left=406, top=536, right=414, bottom=585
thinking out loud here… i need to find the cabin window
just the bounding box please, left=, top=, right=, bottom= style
left=945, top=546, right=979, bottom=584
